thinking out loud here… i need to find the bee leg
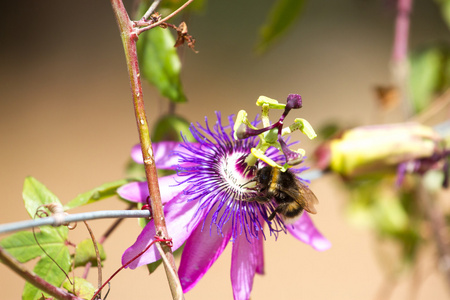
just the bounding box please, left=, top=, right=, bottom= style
left=268, top=205, right=284, bottom=221
left=245, top=196, right=271, bottom=204
left=268, top=210, right=277, bottom=221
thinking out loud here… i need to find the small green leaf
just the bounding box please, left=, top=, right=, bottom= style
left=23, top=177, right=62, bottom=219
left=158, top=0, right=206, bottom=12
left=64, top=179, right=131, bottom=210
left=256, top=0, right=306, bottom=53
left=152, top=114, right=195, bottom=143
left=409, top=46, right=443, bottom=113
left=73, top=239, right=106, bottom=268
left=125, top=159, right=146, bottom=178
left=147, top=258, right=163, bottom=274
left=435, top=0, right=450, bottom=30
left=62, top=277, right=96, bottom=299
left=23, top=246, right=71, bottom=300
left=372, top=196, right=409, bottom=235
left=138, top=26, right=187, bottom=103
left=0, top=227, right=67, bottom=263
left=0, top=227, right=71, bottom=299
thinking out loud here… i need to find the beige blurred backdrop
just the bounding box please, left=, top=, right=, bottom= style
left=1, top=0, right=449, bottom=299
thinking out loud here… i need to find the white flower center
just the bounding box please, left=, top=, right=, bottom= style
left=219, top=151, right=253, bottom=200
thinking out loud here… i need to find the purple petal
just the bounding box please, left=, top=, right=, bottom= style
left=131, top=142, right=199, bottom=169
left=131, top=144, right=144, bottom=164
left=255, top=232, right=264, bottom=275
left=122, top=191, right=201, bottom=269
left=178, top=213, right=233, bottom=292
left=117, top=174, right=182, bottom=204
left=230, top=230, right=263, bottom=300
left=286, top=213, right=331, bottom=251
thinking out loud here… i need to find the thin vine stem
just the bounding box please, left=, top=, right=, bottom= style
left=391, top=0, right=413, bottom=118
left=0, top=210, right=152, bottom=234
left=135, top=0, right=194, bottom=35
left=142, top=0, right=162, bottom=21
left=83, top=221, right=102, bottom=297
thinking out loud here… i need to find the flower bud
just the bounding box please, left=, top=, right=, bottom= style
left=317, top=122, right=441, bottom=178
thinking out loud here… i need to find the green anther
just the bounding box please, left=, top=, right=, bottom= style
left=250, top=148, right=280, bottom=168
left=284, top=118, right=317, bottom=140
left=233, top=110, right=247, bottom=140
left=236, top=94, right=316, bottom=169
left=261, top=104, right=271, bottom=127
left=256, top=96, right=286, bottom=110
left=234, top=110, right=259, bottom=140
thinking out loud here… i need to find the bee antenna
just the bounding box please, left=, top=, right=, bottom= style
left=240, top=178, right=256, bottom=188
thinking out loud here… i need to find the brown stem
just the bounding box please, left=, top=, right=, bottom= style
left=0, top=246, right=82, bottom=300
left=109, top=1, right=183, bottom=299
left=392, top=0, right=411, bottom=63
left=391, top=0, right=413, bottom=118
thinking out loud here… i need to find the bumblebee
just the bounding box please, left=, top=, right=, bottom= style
left=246, top=166, right=318, bottom=223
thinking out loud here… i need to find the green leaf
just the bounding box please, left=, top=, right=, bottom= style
left=372, top=196, right=409, bottom=235
left=147, top=258, right=163, bottom=274
left=62, top=277, right=96, bottom=299
left=23, top=177, right=62, bottom=219
left=158, top=0, right=207, bottom=13
left=0, top=227, right=67, bottom=263
left=73, top=239, right=106, bottom=268
left=125, top=159, right=146, bottom=178
left=152, top=114, right=195, bottom=142
left=64, top=179, right=131, bottom=210
left=22, top=177, right=68, bottom=237
left=434, top=0, right=450, bottom=30
left=138, top=26, right=187, bottom=103
left=409, top=46, right=444, bottom=113
left=256, top=0, right=306, bottom=53
left=23, top=246, right=71, bottom=300
left=0, top=227, right=71, bottom=300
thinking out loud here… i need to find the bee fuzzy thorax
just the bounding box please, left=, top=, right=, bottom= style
left=250, top=166, right=319, bottom=222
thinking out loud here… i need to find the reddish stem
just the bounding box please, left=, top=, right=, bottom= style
left=0, top=246, right=82, bottom=300
left=392, top=0, right=412, bottom=63
left=109, top=0, right=182, bottom=298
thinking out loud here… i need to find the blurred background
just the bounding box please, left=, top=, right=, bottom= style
left=1, top=0, right=450, bottom=299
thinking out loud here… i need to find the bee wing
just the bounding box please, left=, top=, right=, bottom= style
left=293, top=181, right=319, bottom=214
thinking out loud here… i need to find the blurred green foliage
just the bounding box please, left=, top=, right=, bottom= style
left=410, top=45, right=450, bottom=113
left=138, top=25, right=188, bottom=103
left=346, top=177, right=422, bottom=265
left=256, top=0, right=306, bottom=53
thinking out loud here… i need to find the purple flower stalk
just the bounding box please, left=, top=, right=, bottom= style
left=118, top=112, right=330, bottom=300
